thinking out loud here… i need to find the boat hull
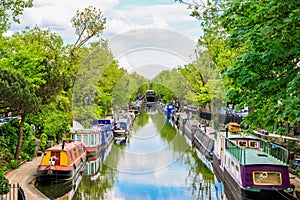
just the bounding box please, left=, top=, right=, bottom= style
left=213, top=149, right=294, bottom=200
left=36, top=159, right=86, bottom=184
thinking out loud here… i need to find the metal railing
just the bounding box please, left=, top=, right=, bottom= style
left=0, top=183, right=25, bottom=200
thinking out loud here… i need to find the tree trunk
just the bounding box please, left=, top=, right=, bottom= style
left=15, top=114, right=26, bottom=161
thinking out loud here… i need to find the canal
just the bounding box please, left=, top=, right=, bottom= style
left=38, top=111, right=225, bottom=200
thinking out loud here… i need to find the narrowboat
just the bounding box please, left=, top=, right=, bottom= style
left=182, top=118, right=199, bottom=145
left=94, top=119, right=114, bottom=148
left=36, top=169, right=83, bottom=199
left=213, top=123, right=294, bottom=200
left=72, top=129, right=102, bottom=157
left=113, top=119, right=130, bottom=144
left=192, top=123, right=215, bottom=171
left=145, top=90, right=156, bottom=103
left=36, top=140, right=87, bottom=183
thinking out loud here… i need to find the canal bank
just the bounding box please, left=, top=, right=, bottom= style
left=5, top=156, right=49, bottom=200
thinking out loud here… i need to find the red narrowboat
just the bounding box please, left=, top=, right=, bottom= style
left=36, top=140, right=87, bottom=183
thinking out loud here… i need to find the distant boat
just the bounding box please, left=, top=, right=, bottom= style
left=113, top=119, right=129, bottom=145
left=146, top=90, right=156, bottom=107
left=213, top=122, right=293, bottom=199
left=36, top=140, right=87, bottom=183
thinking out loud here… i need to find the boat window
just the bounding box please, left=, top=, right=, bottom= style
left=238, top=140, right=247, bottom=148
left=91, top=134, right=96, bottom=146
left=77, top=134, right=81, bottom=141
left=82, top=134, right=88, bottom=145
left=73, top=148, right=77, bottom=159
left=69, top=151, right=73, bottom=161
left=78, top=145, right=83, bottom=154
left=249, top=141, right=258, bottom=148
left=256, top=154, right=268, bottom=157
left=253, top=171, right=282, bottom=186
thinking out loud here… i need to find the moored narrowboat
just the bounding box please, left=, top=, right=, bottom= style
left=72, top=129, right=101, bottom=157
left=193, top=123, right=215, bottom=171
left=183, top=119, right=199, bottom=140
left=36, top=140, right=87, bottom=183
left=213, top=123, right=294, bottom=200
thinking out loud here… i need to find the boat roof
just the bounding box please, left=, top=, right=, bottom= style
left=47, top=140, right=83, bottom=151
left=73, top=129, right=100, bottom=134
left=243, top=148, right=287, bottom=166
left=186, top=119, right=199, bottom=125
left=219, top=131, right=258, bottom=140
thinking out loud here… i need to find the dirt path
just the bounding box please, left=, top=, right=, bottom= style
left=5, top=156, right=49, bottom=200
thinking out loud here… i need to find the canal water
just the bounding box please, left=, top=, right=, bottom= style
left=38, top=111, right=224, bottom=200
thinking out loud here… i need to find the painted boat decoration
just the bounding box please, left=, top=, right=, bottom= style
left=36, top=140, right=87, bottom=183
left=213, top=122, right=293, bottom=199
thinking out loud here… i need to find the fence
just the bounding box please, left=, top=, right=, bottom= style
left=0, top=183, right=25, bottom=200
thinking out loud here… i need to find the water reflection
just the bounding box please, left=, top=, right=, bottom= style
left=36, top=169, right=83, bottom=200
left=73, top=112, right=218, bottom=200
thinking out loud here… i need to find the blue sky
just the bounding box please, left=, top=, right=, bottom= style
left=9, top=0, right=202, bottom=78
left=9, top=0, right=201, bottom=43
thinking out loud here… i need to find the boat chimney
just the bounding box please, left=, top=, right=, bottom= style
left=62, top=140, right=65, bottom=149
left=226, top=127, right=228, bottom=137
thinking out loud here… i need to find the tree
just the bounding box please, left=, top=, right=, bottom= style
left=0, top=68, right=40, bottom=160
left=183, top=0, right=300, bottom=131
left=70, top=6, right=106, bottom=56
left=0, top=0, right=33, bottom=33
left=0, top=27, right=67, bottom=159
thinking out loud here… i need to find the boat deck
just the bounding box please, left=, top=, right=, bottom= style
left=242, top=148, right=287, bottom=166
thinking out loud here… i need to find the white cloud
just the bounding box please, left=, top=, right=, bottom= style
left=9, top=0, right=201, bottom=78
left=10, top=0, right=200, bottom=44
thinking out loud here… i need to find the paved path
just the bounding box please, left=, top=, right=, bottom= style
left=5, top=156, right=49, bottom=200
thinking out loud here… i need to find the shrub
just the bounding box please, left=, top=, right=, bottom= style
left=0, top=170, right=10, bottom=195
left=10, top=160, right=20, bottom=169
left=295, top=168, right=300, bottom=177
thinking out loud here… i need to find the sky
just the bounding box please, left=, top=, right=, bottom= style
left=9, top=0, right=202, bottom=79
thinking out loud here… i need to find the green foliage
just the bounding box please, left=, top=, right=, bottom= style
left=296, top=168, right=300, bottom=178
left=133, top=111, right=149, bottom=132
left=112, top=72, right=148, bottom=109
left=1, top=27, right=68, bottom=104
left=0, top=119, right=37, bottom=163
left=0, top=68, right=41, bottom=115
left=39, top=133, right=48, bottom=151
left=10, top=160, right=20, bottom=169
left=152, top=69, right=190, bottom=103
left=71, top=6, right=106, bottom=54
left=0, top=170, right=10, bottom=195
left=0, top=0, right=33, bottom=33
left=0, top=120, right=19, bottom=154
left=187, top=0, right=300, bottom=130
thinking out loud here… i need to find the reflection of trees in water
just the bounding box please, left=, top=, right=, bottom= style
left=151, top=112, right=215, bottom=200
left=73, top=145, right=121, bottom=200
left=132, top=110, right=149, bottom=132
left=185, top=150, right=215, bottom=200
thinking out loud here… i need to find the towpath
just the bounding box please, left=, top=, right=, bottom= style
left=5, top=156, right=49, bottom=200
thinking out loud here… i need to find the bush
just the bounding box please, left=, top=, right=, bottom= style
left=0, top=170, right=10, bottom=195
left=296, top=168, right=300, bottom=178
left=10, top=160, right=20, bottom=169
